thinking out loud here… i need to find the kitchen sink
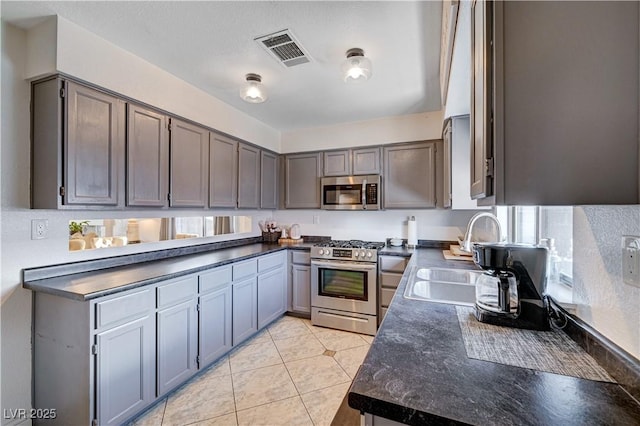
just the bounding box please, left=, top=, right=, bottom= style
left=404, top=267, right=484, bottom=306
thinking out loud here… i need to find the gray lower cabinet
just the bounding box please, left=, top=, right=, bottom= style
left=169, top=118, right=209, bottom=207
left=31, top=77, right=126, bottom=208
left=383, top=142, right=437, bottom=209
left=285, top=152, right=322, bottom=208
left=260, top=150, right=278, bottom=209
left=126, top=103, right=169, bottom=207
left=289, top=251, right=311, bottom=315
left=32, top=251, right=290, bottom=425
left=199, top=266, right=233, bottom=366
left=96, top=314, right=155, bottom=426
left=209, top=133, right=238, bottom=208
left=257, top=252, right=287, bottom=328
left=156, top=276, right=198, bottom=395
left=378, top=255, right=409, bottom=323
left=238, top=144, right=261, bottom=208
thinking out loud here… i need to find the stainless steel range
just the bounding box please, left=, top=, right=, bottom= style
left=310, top=240, right=384, bottom=335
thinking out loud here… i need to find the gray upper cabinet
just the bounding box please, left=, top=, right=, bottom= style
left=323, top=150, right=351, bottom=176
left=169, top=119, right=209, bottom=208
left=472, top=0, right=639, bottom=205
left=383, top=142, right=437, bottom=209
left=209, top=133, right=238, bottom=208
left=32, top=78, right=125, bottom=208
left=127, top=104, right=169, bottom=207
left=285, top=152, right=322, bottom=208
left=238, top=143, right=261, bottom=209
left=352, top=147, right=381, bottom=175
left=260, top=151, right=278, bottom=209
left=323, top=148, right=381, bottom=176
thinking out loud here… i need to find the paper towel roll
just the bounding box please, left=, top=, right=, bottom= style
left=407, top=216, right=417, bottom=247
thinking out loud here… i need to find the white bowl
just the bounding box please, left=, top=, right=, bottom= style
left=390, top=238, right=403, bottom=247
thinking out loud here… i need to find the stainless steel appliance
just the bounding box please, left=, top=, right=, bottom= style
left=321, top=175, right=380, bottom=210
left=311, top=240, right=384, bottom=335
left=473, top=243, right=550, bottom=330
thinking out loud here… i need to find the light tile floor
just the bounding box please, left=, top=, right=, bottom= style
left=131, top=315, right=373, bottom=426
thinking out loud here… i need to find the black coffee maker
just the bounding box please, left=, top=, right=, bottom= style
left=472, top=243, right=549, bottom=331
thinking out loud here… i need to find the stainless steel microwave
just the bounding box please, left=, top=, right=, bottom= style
left=321, top=175, right=381, bottom=210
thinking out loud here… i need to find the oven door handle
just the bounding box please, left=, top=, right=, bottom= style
left=311, top=259, right=377, bottom=271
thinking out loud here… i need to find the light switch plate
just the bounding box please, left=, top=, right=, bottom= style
left=31, top=219, right=49, bottom=240
left=622, top=235, right=640, bottom=287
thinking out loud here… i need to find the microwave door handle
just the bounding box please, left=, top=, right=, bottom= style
left=362, top=179, right=367, bottom=209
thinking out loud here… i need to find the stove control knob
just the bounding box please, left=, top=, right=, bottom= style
left=318, top=249, right=325, bottom=255
left=366, top=251, right=373, bottom=258
left=354, top=251, right=360, bottom=257
left=360, top=250, right=366, bottom=257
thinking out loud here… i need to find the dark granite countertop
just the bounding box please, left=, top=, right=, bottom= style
left=348, top=249, right=640, bottom=425
left=24, top=243, right=313, bottom=301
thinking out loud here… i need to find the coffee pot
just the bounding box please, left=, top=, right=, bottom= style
left=472, top=243, right=549, bottom=330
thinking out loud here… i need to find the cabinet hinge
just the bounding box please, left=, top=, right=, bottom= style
left=196, top=355, right=201, bottom=364
left=59, top=88, right=65, bottom=98
left=196, top=303, right=200, bottom=312
left=168, top=119, right=172, bottom=132
left=485, top=158, right=494, bottom=177
left=59, top=186, right=65, bottom=197
left=91, top=344, right=98, bottom=355
left=167, top=193, right=171, bottom=202
left=92, top=419, right=98, bottom=426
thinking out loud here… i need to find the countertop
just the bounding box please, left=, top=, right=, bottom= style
left=348, top=249, right=640, bottom=425
left=23, top=243, right=313, bottom=301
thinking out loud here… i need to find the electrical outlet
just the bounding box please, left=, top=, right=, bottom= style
left=31, top=219, right=49, bottom=240
left=622, top=235, right=640, bottom=287
left=313, top=215, right=320, bottom=225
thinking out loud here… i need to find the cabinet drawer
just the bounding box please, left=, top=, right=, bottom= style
left=233, top=258, right=258, bottom=281
left=291, top=251, right=310, bottom=265
left=258, top=251, right=286, bottom=273
left=157, top=275, right=198, bottom=308
left=380, top=288, right=396, bottom=307
left=199, top=266, right=232, bottom=294
left=95, top=289, right=153, bottom=330
left=379, top=272, right=402, bottom=289
left=379, top=256, right=408, bottom=273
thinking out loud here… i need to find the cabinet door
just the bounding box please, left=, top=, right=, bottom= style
left=352, top=147, right=381, bottom=175
left=442, top=119, right=452, bottom=208
left=157, top=299, right=198, bottom=395
left=65, top=81, right=124, bottom=206
left=383, top=142, right=437, bottom=208
left=291, top=264, right=311, bottom=314
left=199, top=284, right=232, bottom=366
left=96, top=315, right=155, bottom=426
left=470, top=0, right=493, bottom=199
left=209, top=133, right=238, bottom=208
left=232, top=277, right=258, bottom=346
left=323, top=150, right=351, bottom=176
left=260, top=151, right=278, bottom=209
left=127, top=104, right=169, bottom=207
left=285, top=153, right=322, bottom=208
left=238, top=144, right=261, bottom=208
left=258, top=267, right=286, bottom=328
left=169, top=119, right=209, bottom=207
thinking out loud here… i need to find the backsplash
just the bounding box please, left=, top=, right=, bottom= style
left=572, top=205, right=640, bottom=359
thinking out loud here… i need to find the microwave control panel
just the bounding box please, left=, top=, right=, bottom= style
left=365, top=183, right=378, bottom=204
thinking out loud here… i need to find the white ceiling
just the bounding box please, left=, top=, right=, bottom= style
left=1, top=1, right=443, bottom=131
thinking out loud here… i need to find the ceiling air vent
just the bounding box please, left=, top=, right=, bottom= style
left=255, top=29, right=311, bottom=68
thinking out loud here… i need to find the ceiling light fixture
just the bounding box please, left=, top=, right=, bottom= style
left=342, top=48, right=372, bottom=83
left=240, top=73, right=268, bottom=103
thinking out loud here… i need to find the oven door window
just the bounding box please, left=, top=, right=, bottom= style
left=323, top=185, right=362, bottom=206
left=317, top=268, right=368, bottom=301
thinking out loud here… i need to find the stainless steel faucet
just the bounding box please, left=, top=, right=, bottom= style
left=460, top=212, right=503, bottom=252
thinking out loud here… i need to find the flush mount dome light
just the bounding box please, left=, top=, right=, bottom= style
left=240, top=73, right=268, bottom=103
left=342, top=48, right=372, bottom=83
